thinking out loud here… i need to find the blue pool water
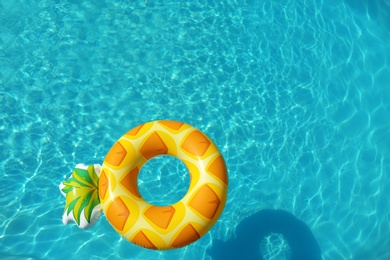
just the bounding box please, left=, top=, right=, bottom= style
left=1, top=0, right=390, bottom=259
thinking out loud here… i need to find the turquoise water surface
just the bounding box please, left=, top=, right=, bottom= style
left=1, top=0, right=390, bottom=259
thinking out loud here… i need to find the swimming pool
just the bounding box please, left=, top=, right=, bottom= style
left=1, top=0, right=389, bottom=259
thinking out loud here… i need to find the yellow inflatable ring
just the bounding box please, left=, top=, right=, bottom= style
left=98, top=120, right=228, bottom=249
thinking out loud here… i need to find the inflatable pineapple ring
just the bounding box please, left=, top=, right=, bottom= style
left=59, top=120, right=228, bottom=250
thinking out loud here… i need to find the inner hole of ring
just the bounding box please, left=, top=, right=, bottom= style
left=138, top=155, right=190, bottom=206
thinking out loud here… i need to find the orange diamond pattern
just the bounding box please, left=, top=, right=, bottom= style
left=140, top=132, right=168, bottom=160
left=206, top=155, right=228, bottom=185
left=120, top=168, right=141, bottom=198
left=189, top=184, right=220, bottom=219
left=144, top=206, right=175, bottom=229
left=159, top=120, right=184, bottom=130
left=105, top=142, right=127, bottom=166
left=106, top=197, right=130, bottom=231
left=99, top=169, right=109, bottom=200
left=132, top=231, right=157, bottom=249
left=181, top=130, right=210, bottom=156
left=171, top=224, right=200, bottom=248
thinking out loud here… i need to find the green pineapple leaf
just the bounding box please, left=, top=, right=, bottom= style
left=61, top=164, right=101, bottom=226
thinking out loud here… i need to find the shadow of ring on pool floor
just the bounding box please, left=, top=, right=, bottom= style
left=207, top=209, right=322, bottom=260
